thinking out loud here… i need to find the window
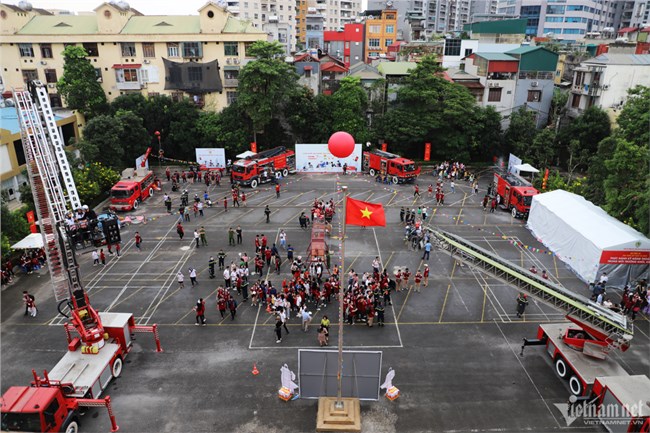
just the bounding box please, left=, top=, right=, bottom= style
left=83, top=42, right=99, bottom=56
left=224, top=69, right=239, bottom=80
left=182, top=42, right=202, bottom=58
left=167, top=43, right=179, bottom=57
left=368, top=38, right=380, bottom=49
left=40, top=43, right=53, bottom=58
left=464, top=48, right=473, bottom=56
left=142, top=43, right=155, bottom=58
left=188, top=67, right=203, bottom=81
left=563, top=28, right=585, bottom=34
left=385, top=24, right=394, bottom=33
left=116, top=68, right=139, bottom=82
left=444, top=38, right=461, bottom=56
left=43, top=399, right=60, bottom=428
left=566, top=5, right=583, bottom=11
left=224, top=42, right=239, bottom=56
left=369, top=25, right=381, bottom=33
left=545, top=16, right=563, bottom=22
left=488, top=87, right=502, bottom=102
left=384, top=39, right=393, bottom=47
left=22, top=69, right=38, bottom=84
left=385, top=14, right=395, bottom=19
left=94, top=68, right=103, bottom=82
left=227, top=91, right=238, bottom=105
left=565, top=17, right=582, bottom=23
left=171, top=91, right=184, bottom=102
left=44, top=69, right=57, bottom=83
left=546, top=5, right=565, bottom=14
left=148, top=92, right=160, bottom=98
left=140, top=68, right=149, bottom=83
left=527, top=90, right=542, bottom=102
left=571, top=93, right=581, bottom=108
left=121, top=42, right=136, bottom=57
left=49, top=94, right=62, bottom=108
left=19, top=43, right=34, bottom=57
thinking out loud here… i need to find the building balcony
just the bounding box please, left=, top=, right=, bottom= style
left=224, top=78, right=239, bottom=87
left=116, top=81, right=142, bottom=90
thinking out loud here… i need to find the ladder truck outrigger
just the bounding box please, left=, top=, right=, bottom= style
left=1, top=81, right=163, bottom=433
left=429, top=229, right=649, bottom=432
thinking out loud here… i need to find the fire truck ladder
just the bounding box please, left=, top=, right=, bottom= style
left=14, top=82, right=83, bottom=302
left=253, top=146, right=286, bottom=160
left=430, top=228, right=633, bottom=346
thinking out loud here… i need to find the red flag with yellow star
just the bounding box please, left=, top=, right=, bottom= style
left=345, top=197, right=386, bottom=227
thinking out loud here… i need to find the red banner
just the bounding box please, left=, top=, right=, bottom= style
left=251, top=142, right=257, bottom=153
left=599, top=250, right=650, bottom=265
left=424, top=143, right=431, bottom=161
left=381, top=142, right=387, bottom=152
left=26, top=210, right=37, bottom=234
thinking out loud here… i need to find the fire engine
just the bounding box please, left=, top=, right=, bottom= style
left=1, top=81, right=162, bottom=433
left=493, top=171, right=539, bottom=218
left=431, top=229, right=649, bottom=432
left=230, top=146, right=296, bottom=188
left=109, top=167, right=157, bottom=211
left=362, top=149, right=420, bottom=184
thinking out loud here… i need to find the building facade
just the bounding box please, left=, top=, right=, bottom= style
left=566, top=53, right=650, bottom=118
left=0, top=2, right=267, bottom=112
left=224, top=0, right=297, bottom=53
left=323, top=23, right=365, bottom=66
left=363, top=7, right=399, bottom=61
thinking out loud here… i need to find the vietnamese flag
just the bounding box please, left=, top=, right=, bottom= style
left=345, top=197, right=386, bottom=227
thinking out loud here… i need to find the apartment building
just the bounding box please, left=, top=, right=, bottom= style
left=225, top=0, right=296, bottom=53
left=0, top=1, right=267, bottom=112
left=295, top=0, right=362, bottom=48
left=362, top=7, right=399, bottom=61
left=323, top=23, right=365, bottom=66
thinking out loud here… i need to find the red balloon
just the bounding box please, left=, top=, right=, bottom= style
left=328, top=131, right=355, bottom=159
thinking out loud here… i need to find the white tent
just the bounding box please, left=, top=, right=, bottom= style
left=10, top=233, right=44, bottom=250
left=236, top=150, right=256, bottom=159
left=512, top=163, right=539, bottom=173
left=527, top=190, right=650, bottom=287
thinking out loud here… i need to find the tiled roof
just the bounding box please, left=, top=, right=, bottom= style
left=585, top=53, right=650, bottom=65
left=121, top=16, right=201, bottom=34
left=17, top=15, right=98, bottom=35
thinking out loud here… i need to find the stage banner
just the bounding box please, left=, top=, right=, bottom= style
left=295, top=143, right=362, bottom=173
left=195, top=148, right=226, bottom=169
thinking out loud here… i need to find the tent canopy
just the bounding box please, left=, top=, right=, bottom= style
left=513, top=163, right=539, bottom=173
left=527, top=190, right=650, bottom=286
left=236, top=150, right=256, bottom=159
left=10, top=233, right=43, bottom=250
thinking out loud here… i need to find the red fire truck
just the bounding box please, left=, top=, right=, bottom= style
left=493, top=171, right=539, bottom=218
left=110, top=168, right=157, bottom=211
left=231, top=146, right=296, bottom=188
left=362, top=149, right=420, bottom=184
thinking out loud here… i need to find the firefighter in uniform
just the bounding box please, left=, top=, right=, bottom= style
left=516, top=293, right=529, bottom=318
left=208, top=256, right=216, bottom=279
left=217, top=249, right=227, bottom=270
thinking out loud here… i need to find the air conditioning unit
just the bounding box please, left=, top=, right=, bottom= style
left=489, top=82, right=499, bottom=88
left=233, top=58, right=240, bottom=64
left=47, top=83, right=55, bottom=88
left=143, top=59, right=150, bottom=64
left=97, top=77, right=103, bottom=83
left=226, top=58, right=232, bottom=64
left=530, top=81, right=539, bottom=87
left=40, top=60, right=47, bottom=66
left=601, top=84, right=609, bottom=90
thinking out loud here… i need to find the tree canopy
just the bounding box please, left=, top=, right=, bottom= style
left=57, top=46, right=108, bottom=118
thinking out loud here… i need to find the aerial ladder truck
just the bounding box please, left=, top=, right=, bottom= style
left=1, top=81, right=162, bottom=433
left=430, top=229, right=649, bottom=432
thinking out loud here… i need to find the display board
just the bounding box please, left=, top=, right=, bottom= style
left=295, top=143, right=362, bottom=173
left=298, top=349, right=382, bottom=400
left=195, top=148, right=226, bottom=169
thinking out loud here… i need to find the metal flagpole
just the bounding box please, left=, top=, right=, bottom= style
left=336, top=185, right=348, bottom=408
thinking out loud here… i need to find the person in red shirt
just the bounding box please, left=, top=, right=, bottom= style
left=194, top=298, right=206, bottom=326
left=134, top=232, right=142, bottom=251
left=414, top=270, right=423, bottom=293
left=403, top=268, right=411, bottom=290
left=428, top=184, right=433, bottom=197
left=232, top=191, right=240, bottom=207
left=395, top=270, right=402, bottom=292
left=261, top=234, right=268, bottom=249
left=265, top=248, right=272, bottom=266
left=99, top=249, right=106, bottom=266
left=413, top=185, right=420, bottom=199
left=423, top=264, right=430, bottom=287
left=241, top=192, right=247, bottom=207
left=275, top=183, right=281, bottom=198
left=223, top=196, right=228, bottom=212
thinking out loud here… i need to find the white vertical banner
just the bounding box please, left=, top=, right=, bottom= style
left=295, top=143, right=362, bottom=173
left=135, top=154, right=149, bottom=169
left=508, top=153, right=522, bottom=174
left=195, top=148, right=226, bottom=169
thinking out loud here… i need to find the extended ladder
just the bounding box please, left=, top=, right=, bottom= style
left=430, top=228, right=633, bottom=347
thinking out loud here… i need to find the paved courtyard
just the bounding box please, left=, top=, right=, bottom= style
left=2, top=169, right=648, bottom=433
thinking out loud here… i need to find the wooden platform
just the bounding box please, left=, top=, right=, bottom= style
left=316, top=397, right=361, bottom=432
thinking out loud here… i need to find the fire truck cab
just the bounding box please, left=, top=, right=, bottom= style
left=231, top=147, right=296, bottom=188
left=362, top=149, right=420, bottom=184
left=493, top=171, right=538, bottom=218
left=110, top=168, right=156, bottom=211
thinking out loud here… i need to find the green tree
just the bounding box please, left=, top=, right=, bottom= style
left=71, top=162, right=120, bottom=206
left=503, top=107, right=537, bottom=156
left=82, top=115, right=125, bottom=167
left=165, top=100, right=200, bottom=160
left=473, top=106, right=502, bottom=160
left=57, top=46, right=108, bottom=118
left=331, top=76, right=370, bottom=143
left=0, top=199, right=31, bottom=255
left=557, top=106, right=610, bottom=170
left=196, top=104, right=250, bottom=155
left=115, top=110, right=150, bottom=166
left=528, top=128, right=557, bottom=169
left=237, top=41, right=299, bottom=144
left=585, top=136, right=617, bottom=205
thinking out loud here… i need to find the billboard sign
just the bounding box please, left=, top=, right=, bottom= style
left=295, top=143, right=362, bottom=173
left=195, top=148, right=226, bottom=169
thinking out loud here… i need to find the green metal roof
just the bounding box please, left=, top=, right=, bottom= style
left=377, top=61, right=416, bottom=76
left=222, top=16, right=265, bottom=34
left=474, top=52, right=518, bottom=61
left=121, top=16, right=201, bottom=34
left=463, top=19, right=527, bottom=35
left=506, top=45, right=542, bottom=55
left=506, top=46, right=558, bottom=71
left=17, top=16, right=98, bottom=35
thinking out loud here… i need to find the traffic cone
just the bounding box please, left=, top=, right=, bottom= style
left=252, top=363, right=259, bottom=376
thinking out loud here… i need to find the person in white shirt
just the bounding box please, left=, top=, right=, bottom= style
left=279, top=230, right=287, bottom=249
left=223, top=268, right=231, bottom=289
left=177, top=271, right=185, bottom=289
left=92, top=250, right=99, bottom=266
left=189, top=267, right=198, bottom=286
left=599, top=273, right=609, bottom=285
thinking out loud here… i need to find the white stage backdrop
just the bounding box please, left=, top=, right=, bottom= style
left=196, top=148, right=226, bottom=168
left=295, top=143, right=362, bottom=173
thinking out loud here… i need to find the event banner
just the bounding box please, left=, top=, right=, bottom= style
left=599, top=250, right=650, bottom=265
left=295, top=143, right=362, bottom=173
left=195, top=148, right=226, bottom=169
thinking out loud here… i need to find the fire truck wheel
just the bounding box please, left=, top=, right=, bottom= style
left=112, top=357, right=123, bottom=377
left=64, top=420, right=79, bottom=433
left=133, top=200, right=139, bottom=210
left=511, top=207, right=518, bottom=218
left=392, top=176, right=399, bottom=185
left=250, top=179, right=258, bottom=189
left=555, top=357, right=568, bottom=379
left=569, top=375, right=583, bottom=396
left=369, top=168, right=376, bottom=177
left=275, top=171, right=282, bottom=179
left=149, top=187, right=154, bottom=197
left=282, top=169, right=289, bottom=177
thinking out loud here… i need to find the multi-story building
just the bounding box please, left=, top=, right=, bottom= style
left=0, top=1, right=267, bottom=112
left=305, top=7, right=326, bottom=48
left=566, top=53, right=650, bottom=118
left=295, top=0, right=362, bottom=48
left=323, top=23, right=365, bottom=66
left=496, top=0, right=622, bottom=41
left=225, top=0, right=297, bottom=53
left=362, top=7, right=398, bottom=61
